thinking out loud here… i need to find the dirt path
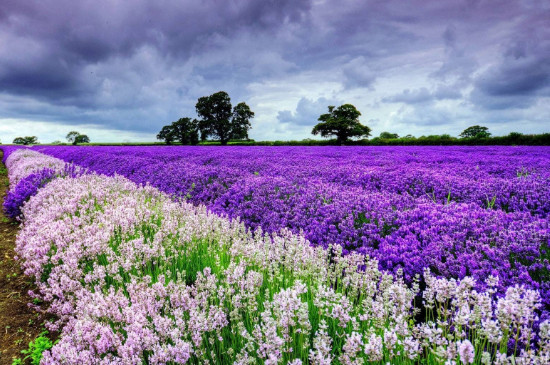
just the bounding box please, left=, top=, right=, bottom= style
left=0, top=151, right=53, bottom=365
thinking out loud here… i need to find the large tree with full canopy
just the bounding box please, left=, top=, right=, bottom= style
left=195, top=91, right=254, bottom=145
left=312, top=104, right=371, bottom=144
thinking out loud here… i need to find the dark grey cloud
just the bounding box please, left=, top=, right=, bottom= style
left=470, top=12, right=550, bottom=110
left=430, top=24, right=477, bottom=85
left=476, top=59, right=549, bottom=98
left=475, top=52, right=549, bottom=97
left=0, top=0, right=310, bottom=93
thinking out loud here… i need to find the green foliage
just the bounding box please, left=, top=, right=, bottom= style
left=157, top=118, right=199, bottom=145
left=173, top=117, right=199, bottom=145
left=157, top=118, right=200, bottom=145
left=66, top=131, right=90, bottom=145
left=196, top=91, right=254, bottom=145
left=65, top=131, right=79, bottom=144
left=74, top=134, right=90, bottom=144
left=156, top=125, right=177, bottom=145
left=379, top=131, right=399, bottom=139
left=13, top=136, right=38, bottom=145
left=459, top=125, right=491, bottom=139
left=12, top=331, right=55, bottom=365
left=231, top=102, right=254, bottom=140
left=312, top=104, right=371, bottom=144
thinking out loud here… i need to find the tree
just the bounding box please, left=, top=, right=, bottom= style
left=171, top=118, right=199, bottom=145
left=75, top=134, right=90, bottom=144
left=13, top=136, right=38, bottom=145
left=459, top=125, right=491, bottom=139
left=231, top=102, right=254, bottom=140
left=66, top=131, right=80, bottom=145
left=157, top=118, right=199, bottom=145
left=507, top=132, right=522, bottom=140
left=157, top=125, right=177, bottom=145
left=379, top=131, right=399, bottom=139
left=66, top=131, right=90, bottom=145
left=312, top=104, right=371, bottom=144
left=13, top=137, right=26, bottom=145
left=196, top=91, right=254, bottom=145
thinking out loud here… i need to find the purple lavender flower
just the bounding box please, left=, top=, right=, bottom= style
left=3, top=167, right=57, bottom=219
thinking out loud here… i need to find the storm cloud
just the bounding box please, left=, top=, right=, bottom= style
left=0, top=0, right=548, bottom=142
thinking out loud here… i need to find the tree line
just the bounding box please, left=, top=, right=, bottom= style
left=223, top=132, right=550, bottom=146
left=11, top=131, right=90, bottom=145
left=6, top=96, right=548, bottom=145
left=158, top=93, right=547, bottom=146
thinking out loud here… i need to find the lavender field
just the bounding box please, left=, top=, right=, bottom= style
left=3, top=145, right=550, bottom=364
left=25, top=146, right=550, bottom=296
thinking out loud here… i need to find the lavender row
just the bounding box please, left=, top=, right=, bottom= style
left=24, top=146, right=550, bottom=304
left=8, top=149, right=550, bottom=364
left=2, top=148, right=84, bottom=219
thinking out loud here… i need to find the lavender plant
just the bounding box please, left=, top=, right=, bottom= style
left=3, top=167, right=57, bottom=219
left=3, top=149, right=85, bottom=219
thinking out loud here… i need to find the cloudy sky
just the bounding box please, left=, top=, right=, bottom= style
left=0, top=0, right=549, bottom=143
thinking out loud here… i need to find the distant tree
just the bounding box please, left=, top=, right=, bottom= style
left=66, top=131, right=80, bottom=144
left=157, top=118, right=199, bottom=145
left=75, top=134, right=90, bottom=144
left=460, top=125, right=491, bottom=139
left=157, top=125, right=177, bottom=145
left=196, top=91, right=254, bottom=145
left=505, top=132, right=523, bottom=145
left=66, top=131, right=90, bottom=145
left=231, top=102, right=254, bottom=140
left=312, top=104, right=371, bottom=144
left=379, top=131, right=399, bottom=139
left=13, top=137, right=25, bottom=145
left=172, top=118, right=199, bottom=145
left=13, top=136, right=38, bottom=145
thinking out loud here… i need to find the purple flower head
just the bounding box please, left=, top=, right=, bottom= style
left=3, top=167, right=57, bottom=219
